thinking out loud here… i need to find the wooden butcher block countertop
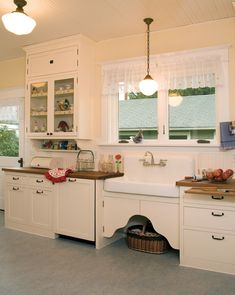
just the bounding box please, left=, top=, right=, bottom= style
left=2, top=167, right=124, bottom=180
left=176, top=178, right=235, bottom=189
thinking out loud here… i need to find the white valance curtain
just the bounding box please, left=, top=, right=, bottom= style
left=102, top=46, right=227, bottom=95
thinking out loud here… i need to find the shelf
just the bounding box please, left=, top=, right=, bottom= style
left=31, top=93, right=47, bottom=98
left=54, top=110, right=73, bottom=115
left=31, top=111, right=47, bottom=116
left=55, top=89, right=74, bottom=95
left=39, top=149, right=78, bottom=153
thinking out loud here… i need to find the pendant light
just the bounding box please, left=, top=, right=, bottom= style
left=139, top=18, right=158, bottom=96
left=2, top=0, right=36, bottom=35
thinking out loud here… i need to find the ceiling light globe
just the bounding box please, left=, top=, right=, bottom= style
left=2, top=11, right=36, bottom=35
left=139, top=75, right=158, bottom=96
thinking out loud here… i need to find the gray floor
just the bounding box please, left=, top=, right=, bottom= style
left=0, top=211, right=235, bottom=295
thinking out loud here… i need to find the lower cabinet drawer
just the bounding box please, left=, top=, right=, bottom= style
left=183, top=229, right=235, bottom=264
left=184, top=193, right=235, bottom=206
left=184, top=206, right=235, bottom=231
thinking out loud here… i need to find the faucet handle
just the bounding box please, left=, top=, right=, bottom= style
left=139, top=158, right=146, bottom=162
left=159, top=159, right=167, bottom=166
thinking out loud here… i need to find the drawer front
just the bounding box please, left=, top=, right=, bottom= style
left=183, top=229, right=235, bottom=264
left=27, top=175, right=53, bottom=189
left=184, top=193, right=235, bottom=207
left=184, top=206, right=235, bottom=231
left=28, top=47, right=78, bottom=77
left=6, top=174, right=27, bottom=185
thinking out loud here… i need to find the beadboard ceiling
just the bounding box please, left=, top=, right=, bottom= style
left=0, top=0, right=235, bottom=61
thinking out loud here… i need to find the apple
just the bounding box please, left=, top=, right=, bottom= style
left=206, top=171, right=214, bottom=180
left=213, top=169, right=223, bottom=178
left=222, top=169, right=234, bottom=180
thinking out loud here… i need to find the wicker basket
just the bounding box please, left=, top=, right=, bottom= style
left=126, top=222, right=169, bottom=254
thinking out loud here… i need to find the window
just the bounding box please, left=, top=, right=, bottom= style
left=0, top=105, right=20, bottom=156
left=102, top=46, right=229, bottom=145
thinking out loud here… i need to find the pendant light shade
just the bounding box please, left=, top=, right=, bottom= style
left=2, top=0, right=36, bottom=35
left=139, top=18, right=158, bottom=96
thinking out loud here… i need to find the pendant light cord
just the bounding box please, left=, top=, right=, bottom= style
left=146, top=22, right=150, bottom=75
left=143, top=18, right=153, bottom=77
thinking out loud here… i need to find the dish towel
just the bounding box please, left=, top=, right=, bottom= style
left=220, top=121, right=235, bottom=149
left=44, top=168, right=72, bottom=183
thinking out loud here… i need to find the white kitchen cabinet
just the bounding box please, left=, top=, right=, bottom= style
left=24, top=34, right=95, bottom=140
left=180, top=187, right=235, bottom=275
left=4, top=172, right=56, bottom=238
left=56, top=178, right=95, bottom=241
left=26, top=74, right=78, bottom=138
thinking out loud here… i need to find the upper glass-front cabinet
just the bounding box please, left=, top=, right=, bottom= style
left=54, top=78, right=74, bottom=134
left=30, top=81, right=48, bottom=133
left=27, top=74, right=77, bottom=138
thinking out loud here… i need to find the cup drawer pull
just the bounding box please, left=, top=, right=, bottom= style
left=211, top=212, right=224, bottom=217
left=211, top=195, right=224, bottom=200
left=68, top=178, right=76, bottom=182
left=13, top=177, right=19, bottom=180
left=36, top=179, right=43, bottom=183
left=12, top=187, right=19, bottom=191
left=36, top=190, right=43, bottom=194
left=212, top=235, right=224, bottom=241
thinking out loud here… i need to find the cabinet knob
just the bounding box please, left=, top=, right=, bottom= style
left=47, top=132, right=49, bottom=135
left=49, top=60, right=54, bottom=64
left=50, top=132, right=53, bottom=136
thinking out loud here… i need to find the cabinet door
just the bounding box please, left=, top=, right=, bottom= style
left=26, top=75, right=78, bottom=139
left=29, top=188, right=53, bottom=231
left=53, top=75, right=77, bottom=137
left=26, top=79, right=49, bottom=136
left=5, top=185, right=28, bottom=224
left=28, top=46, right=78, bottom=77
left=56, top=179, right=95, bottom=241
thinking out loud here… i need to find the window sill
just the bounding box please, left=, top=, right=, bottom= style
left=98, top=141, right=221, bottom=149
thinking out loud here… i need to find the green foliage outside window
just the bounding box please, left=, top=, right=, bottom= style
left=0, top=126, right=19, bottom=156
left=128, top=87, right=215, bottom=99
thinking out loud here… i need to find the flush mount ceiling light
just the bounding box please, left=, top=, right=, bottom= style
left=2, top=0, right=36, bottom=35
left=139, top=18, right=158, bottom=96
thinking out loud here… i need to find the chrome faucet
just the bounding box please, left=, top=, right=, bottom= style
left=139, top=151, right=167, bottom=167
left=144, top=151, right=155, bottom=165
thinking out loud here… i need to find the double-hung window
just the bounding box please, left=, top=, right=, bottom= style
left=101, top=46, right=229, bottom=145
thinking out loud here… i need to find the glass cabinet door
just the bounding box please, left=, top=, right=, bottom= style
left=30, top=82, right=48, bottom=133
left=54, top=78, right=75, bottom=134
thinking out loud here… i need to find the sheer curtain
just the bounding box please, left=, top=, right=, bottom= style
left=156, top=47, right=226, bottom=90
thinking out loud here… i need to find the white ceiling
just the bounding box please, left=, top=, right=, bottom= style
left=0, top=0, right=234, bottom=61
